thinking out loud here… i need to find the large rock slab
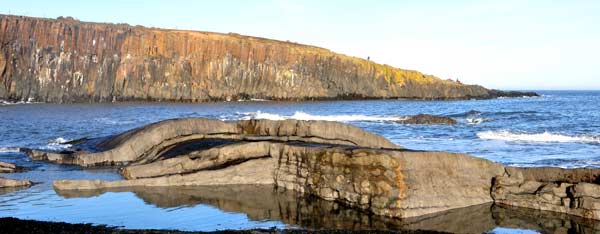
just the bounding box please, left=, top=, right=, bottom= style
left=26, top=118, right=400, bottom=167
left=53, top=121, right=505, bottom=218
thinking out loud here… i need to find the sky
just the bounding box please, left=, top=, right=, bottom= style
left=1, top=0, right=599, bottom=90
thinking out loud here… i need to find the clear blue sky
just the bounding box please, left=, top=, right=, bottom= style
left=2, top=0, right=599, bottom=90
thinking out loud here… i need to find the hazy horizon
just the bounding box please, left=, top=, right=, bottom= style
left=2, top=0, right=599, bottom=90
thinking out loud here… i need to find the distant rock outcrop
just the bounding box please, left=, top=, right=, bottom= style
left=395, top=114, right=458, bottom=125
left=0, top=14, right=536, bottom=103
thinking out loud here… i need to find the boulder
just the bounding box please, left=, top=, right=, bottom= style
left=395, top=114, right=458, bottom=125
left=0, top=177, right=32, bottom=188
left=0, top=161, right=20, bottom=173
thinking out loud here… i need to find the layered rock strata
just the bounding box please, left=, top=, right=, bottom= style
left=24, top=118, right=600, bottom=221
left=492, top=167, right=600, bottom=220
left=28, top=118, right=500, bottom=218
left=0, top=14, right=536, bottom=103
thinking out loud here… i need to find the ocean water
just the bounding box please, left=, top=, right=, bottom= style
left=0, top=90, right=599, bottom=233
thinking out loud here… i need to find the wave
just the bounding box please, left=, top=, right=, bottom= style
left=0, top=147, right=20, bottom=153
left=477, top=130, right=600, bottom=143
left=446, top=110, right=482, bottom=118
left=466, top=118, right=486, bottom=124
left=42, top=137, right=73, bottom=151
left=239, top=111, right=405, bottom=122
left=0, top=99, right=43, bottom=105
left=237, top=98, right=270, bottom=102
left=95, top=117, right=136, bottom=125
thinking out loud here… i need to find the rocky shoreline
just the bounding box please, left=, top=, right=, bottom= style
left=14, top=118, right=600, bottom=222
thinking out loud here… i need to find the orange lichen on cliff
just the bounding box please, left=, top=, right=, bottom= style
left=0, top=14, right=491, bottom=102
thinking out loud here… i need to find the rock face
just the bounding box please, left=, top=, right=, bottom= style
left=395, top=114, right=458, bottom=125
left=0, top=14, right=536, bottom=103
left=492, top=167, right=600, bottom=220
left=40, top=118, right=503, bottom=219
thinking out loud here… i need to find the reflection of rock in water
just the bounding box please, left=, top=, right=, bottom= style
left=57, top=185, right=494, bottom=232
left=0, top=185, right=30, bottom=195
left=491, top=204, right=600, bottom=234
left=56, top=185, right=600, bottom=233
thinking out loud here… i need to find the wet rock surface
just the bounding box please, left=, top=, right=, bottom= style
left=395, top=114, right=458, bottom=125
left=0, top=14, right=536, bottom=103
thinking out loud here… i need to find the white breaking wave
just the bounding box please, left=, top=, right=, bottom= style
left=43, top=137, right=73, bottom=151
left=95, top=117, right=135, bottom=125
left=0, top=99, right=42, bottom=105
left=477, top=130, right=600, bottom=143
left=239, top=111, right=405, bottom=122
left=0, top=147, right=20, bottom=153
left=466, top=118, right=485, bottom=124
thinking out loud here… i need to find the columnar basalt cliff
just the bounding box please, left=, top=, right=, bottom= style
left=0, top=14, right=536, bottom=103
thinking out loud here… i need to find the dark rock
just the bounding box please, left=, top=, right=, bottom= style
left=395, top=114, right=458, bottom=125
left=487, top=89, right=540, bottom=98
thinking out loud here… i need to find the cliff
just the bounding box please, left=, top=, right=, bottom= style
left=0, top=14, right=533, bottom=103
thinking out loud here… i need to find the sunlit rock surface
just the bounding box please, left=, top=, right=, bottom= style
left=0, top=14, right=536, bottom=103
left=23, top=117, right=600, bottom=221
left=0, top=177, right=31, bottom=188
left=492, top=167, right=600, bottom=221
left=32, top=118, right=501, bottom=218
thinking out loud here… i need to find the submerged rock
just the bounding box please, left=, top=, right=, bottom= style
left=0, top=14, right=537, bottom=103
left=395, top=114, right=458, bottom=125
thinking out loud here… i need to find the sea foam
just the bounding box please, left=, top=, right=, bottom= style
left=42, top=137, right=73, bottom=151
left=477, top=130, right=600, bottom=143
left=239, top=111, right=405, bottom=122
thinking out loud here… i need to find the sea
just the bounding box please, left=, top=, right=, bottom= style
left=0, top=90, right=598, bottom=233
